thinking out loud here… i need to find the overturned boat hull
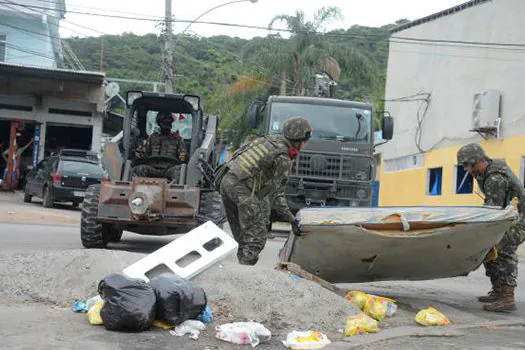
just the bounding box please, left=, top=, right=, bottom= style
left=279, top=206, right=518, bottom=283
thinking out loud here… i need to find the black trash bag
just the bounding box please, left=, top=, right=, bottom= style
left=148, top=273, right=207, bottom=325
left=98, top=273, right=156, bottom=332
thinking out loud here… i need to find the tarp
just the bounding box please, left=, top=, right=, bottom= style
left=279, top=206, right=519, bottom=283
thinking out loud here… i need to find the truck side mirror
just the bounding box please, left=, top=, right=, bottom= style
left=382, top=116, right=394, bottom=140
left=247, top=103, right=260, bottom=129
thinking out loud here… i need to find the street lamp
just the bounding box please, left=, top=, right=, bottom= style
left=178, top=0, right=259, bottom=38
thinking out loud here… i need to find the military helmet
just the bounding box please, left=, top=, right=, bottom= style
left=457, top=143, right=487, bottom=165
left=283, top=116, right=312, bottom=142
left=156, top=110, right=173, bottom=129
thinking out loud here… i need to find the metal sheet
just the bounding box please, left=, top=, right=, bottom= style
left=279, top=206, right=518, bottom=283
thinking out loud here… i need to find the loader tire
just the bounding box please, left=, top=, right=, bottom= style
left=80, top=184, right=109, bottom=248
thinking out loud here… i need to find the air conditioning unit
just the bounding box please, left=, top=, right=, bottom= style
left=471, top=89, right=501, bottom=131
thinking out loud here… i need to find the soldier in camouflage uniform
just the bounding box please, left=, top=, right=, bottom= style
left=133, top=111, right=187, bottom=181
left=457, top=143, right=525, bottom=312
left=215, top=116, right=312, bottom=265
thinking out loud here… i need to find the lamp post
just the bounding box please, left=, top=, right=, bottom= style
left=164, top=0, right=259, bottom=92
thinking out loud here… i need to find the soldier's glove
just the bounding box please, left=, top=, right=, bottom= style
left=291, top=218, right=302, bottom=237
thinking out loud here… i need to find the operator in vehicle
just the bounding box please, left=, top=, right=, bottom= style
left=457, top=143, right=525, bottom=312
left=133, top=110, right=187, bottom=181
left=214, top=116, right=312, bottom=265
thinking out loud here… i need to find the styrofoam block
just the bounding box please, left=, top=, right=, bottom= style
left=123, top=221, right=238, bottom=282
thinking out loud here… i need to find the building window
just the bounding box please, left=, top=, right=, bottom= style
left=455, top=166, right=473, bottom=194
left=0, top=35, right=6, bottom=62
left=427, top=167, right=443, bottom=196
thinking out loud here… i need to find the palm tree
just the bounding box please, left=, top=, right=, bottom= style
left=244, top=7, right=376, bottom=96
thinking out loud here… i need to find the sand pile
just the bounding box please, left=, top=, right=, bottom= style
left=0, top=250, right=358, bottom=332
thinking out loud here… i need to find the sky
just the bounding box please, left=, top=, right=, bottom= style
left=59, top=0, right=468, bottom=39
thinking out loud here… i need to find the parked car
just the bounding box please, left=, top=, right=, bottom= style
left=24, top=151, right=107, bottom=208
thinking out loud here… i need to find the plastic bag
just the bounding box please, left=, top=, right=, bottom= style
left=197, top=305, right=213, bottom=324
left=415, top=307, right=452, bottom=326
left=148, top=273, right=207, bottom=326
left=344, top=313, right=379, bottom=337
left=282, top=330, right=331, bottom=349
left=363, top=297, right=387, bottom=321
left=98, top=273, right=156, bottom=332
left=170, top=320, right=206, bottom=340
left=87, top=301, right=104, bottom=325
left=86, top=295, right=103, bottom=310
left=369, top=295, right=397, bottom=317
left=215, top=322, right=272, bottom=347
left=345, top=291, right=369, bottom=309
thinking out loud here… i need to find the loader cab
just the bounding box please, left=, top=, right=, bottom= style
left=111, top=91, right=205, bottom=181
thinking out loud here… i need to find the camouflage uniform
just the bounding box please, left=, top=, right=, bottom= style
left=457, top=143, right=525, bottom=312
left=216, top=117, right=311, bottom=265
left=133, top=111, right=187, bottom=181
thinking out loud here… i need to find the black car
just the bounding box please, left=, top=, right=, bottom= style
left=24, top=152, right=107, bottom=208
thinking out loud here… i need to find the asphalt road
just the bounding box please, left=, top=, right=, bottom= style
left=1, top=221, right=525, bottom=349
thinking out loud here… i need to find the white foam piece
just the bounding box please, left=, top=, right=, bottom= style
left=123, top=221, right=238, bottom=282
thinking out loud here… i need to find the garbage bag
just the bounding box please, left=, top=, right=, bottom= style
left=148, top=273, right=207, bottom=326
left=282, top=330, right=331, bottom=349
left=344, top=313, right=379, bottom=337
left=415, top=307, right=452, bottom=326
left=345, top=291, right=370, bottom=309
left=98, top=273, right=156, bottom=332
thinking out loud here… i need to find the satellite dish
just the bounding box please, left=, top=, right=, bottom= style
left=105, top=82, right=120, bottom=98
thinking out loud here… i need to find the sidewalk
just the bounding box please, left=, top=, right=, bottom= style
left=0, top=191, right=80, bottom=225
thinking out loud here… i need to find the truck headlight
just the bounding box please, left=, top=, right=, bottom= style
left=129, top=192, right=149, bottom=215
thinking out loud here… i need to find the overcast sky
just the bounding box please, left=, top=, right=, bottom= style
left=59, top=0, right=467, bottom=38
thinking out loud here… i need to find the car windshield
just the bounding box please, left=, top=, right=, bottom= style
left=59, top=160, right=104, bottom=176
left=269, top=102, right=372, bottom=143
left=146, top=111, right=193, bottom=139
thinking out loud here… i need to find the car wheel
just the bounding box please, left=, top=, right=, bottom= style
left=42, top=186, right=54, bottom=208
left=80, top=185, right=110, bottom=248
left=23, top=190, right=32, bottom=203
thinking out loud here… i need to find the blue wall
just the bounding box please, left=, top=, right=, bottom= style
left=0, top=14, right=56, bottom=67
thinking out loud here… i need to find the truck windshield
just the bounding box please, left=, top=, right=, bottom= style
left=269, top=102, right=372, bottom=143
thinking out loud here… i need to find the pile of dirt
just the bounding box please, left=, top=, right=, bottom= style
left=0, top=250, right=358, bottom=333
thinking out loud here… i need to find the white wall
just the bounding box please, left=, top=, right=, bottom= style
left=383, top=0, right=525, bottom=161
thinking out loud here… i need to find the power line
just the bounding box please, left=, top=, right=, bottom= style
left=392, top=35, right=525, bottom=49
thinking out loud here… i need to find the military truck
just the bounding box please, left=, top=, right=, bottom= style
left=80, top=91, right=224, bottom=248
left=247, top=95, right=393, bottom=212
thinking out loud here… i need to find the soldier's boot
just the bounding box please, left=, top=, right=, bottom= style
left=478, top=281, right=502, bottom=303
left=483, top=285, right=517, bottom=312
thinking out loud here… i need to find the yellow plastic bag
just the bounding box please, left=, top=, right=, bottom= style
left=363, top=297, right=387, bottom=321
left=368, top=295, right=398, bottom=317
left=345, top=291, right=370, bottom=309
left=415, top=307, right=452, bottom=326
left=282, top=330, right=331, bottom=349
left=344, top=313, right=379, bottom=337
left=87, top=301, right=104, bottom=325
left=152, top=320, right=176, bottom=330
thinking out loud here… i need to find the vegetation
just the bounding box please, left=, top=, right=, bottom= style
left=65, top=10, right=408, bottom=147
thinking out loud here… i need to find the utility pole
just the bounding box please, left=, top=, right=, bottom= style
left=99, top=39, right=104, bottom=71
left=163, top=0, right=175, bottom=93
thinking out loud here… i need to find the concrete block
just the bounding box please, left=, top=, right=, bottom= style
left=123, top=221, right=237, bottom=281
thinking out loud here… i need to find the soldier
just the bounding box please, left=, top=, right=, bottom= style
left=133, top=111, right=187, bottom=181
left=457, top=143, right=525, bottom=312
left=215, top=116, right=312, bottom=265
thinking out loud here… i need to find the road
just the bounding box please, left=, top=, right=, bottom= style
left=1, top=219, right=525, bottom=348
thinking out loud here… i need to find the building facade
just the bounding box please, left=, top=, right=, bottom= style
left=379, top=0, right=525, bottom=206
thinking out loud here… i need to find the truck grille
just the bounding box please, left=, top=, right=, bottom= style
left=292, top=152, right=373, bottom=181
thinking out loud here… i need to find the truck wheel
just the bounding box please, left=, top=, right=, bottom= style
left=108, top=226, right=123, bottom=243
left=198, top=190, right=226, bottom=228
left=42, top=186, right=54, bottom=208
left=80, top=184, right=109, bottom=248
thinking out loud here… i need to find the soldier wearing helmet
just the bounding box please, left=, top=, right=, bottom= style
left=133, top=110, right=187, bottom=180
left=215, top=116, right=312, bottom=265
left=457, top=143, right=525, bottom=312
